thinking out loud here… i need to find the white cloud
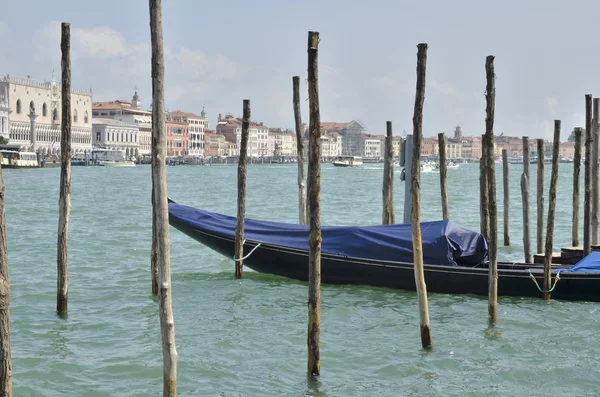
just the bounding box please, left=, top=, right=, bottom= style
left=33, top=21, right=247, bottom=119
left=544, top=96, right=559, bottom=116
left=430, top=80, right=458, bottom=97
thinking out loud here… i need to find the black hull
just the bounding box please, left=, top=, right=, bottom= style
left=170, top=217, right=600, bottom=302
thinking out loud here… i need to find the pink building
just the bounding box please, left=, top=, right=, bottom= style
left=166, top=119, right=188, bottom=157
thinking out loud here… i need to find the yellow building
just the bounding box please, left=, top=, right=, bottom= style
left=560, top=142, right=575, bottom=159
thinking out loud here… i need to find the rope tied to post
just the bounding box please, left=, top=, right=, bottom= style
left=527, top=270, right=562, bottom=294
left=233, top=239, right=263, bottom=262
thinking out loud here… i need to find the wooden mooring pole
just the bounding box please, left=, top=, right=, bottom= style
left=480, top=143, right=489, bottom=241
left=522, top=136, right=533, bottom=263
left=57, top=22, right=72, bottom=317
left=382, top=121, right=395, bottom=224
left=411, top=43, right=432, bottom=348
left=543, top=120, right=561, bottom=300
left=0, top=164, right=12, bottom=394
left=151, top=186, right=158, bottom=296
left=573, top=127, right=583, bottom=247
left=438, top=132, right=449, bottom=220
left=292, top=76, right=307, bottom=225
left=592, top=98, right=600, bottom=245
left=536, top=139, right=544, bottom=254
left=234, top=100, right=250, bottom=279
left=502, top=149, right=510, bottom=246
left=149, top=0, right=178, bottom=393
left=484, top=55, right=498, bottom=320
left=584, top=95, right=592, bottom=256
left=307, top=30, right=322, bottom=376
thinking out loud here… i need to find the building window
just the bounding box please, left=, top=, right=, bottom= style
left=73, top=109, right=78, bottom=123
left=96, top=132, right=101, bottom=142
left=53, top=108, right=58, bottom=121
left=42, top=103, right=47, bottom=117
left=84, top=111, right=89, bottom=124
left=16, top=100, right=21, bottom=114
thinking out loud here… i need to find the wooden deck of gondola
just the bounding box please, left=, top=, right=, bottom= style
left=532, top=244, right=600, bottom=266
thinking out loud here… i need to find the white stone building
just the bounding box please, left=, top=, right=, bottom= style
left=320, top=132, right=342, bottom=160
left=168, top=108, right=207, bottom=157
left=216, top=115, right=269, bottom=157
left=114, top=114, right=151, bottom=157
left=0, top=85, right=9, bottom=138
left=268, top=128, right=296, bottom=157
left=0, top=73, right=93, bottom=155
left=364, top=136, right=384, bottom=158
left=92, top=118, right=139, bottom=159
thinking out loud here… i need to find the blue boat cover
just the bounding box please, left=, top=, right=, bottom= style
left=563, top=251, right=600, bottom=273
left=169, top=202, right=488, bottom=266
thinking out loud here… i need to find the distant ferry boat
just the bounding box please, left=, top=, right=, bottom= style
left=89, top=149, right=136, bottom=167
left=0, top=150, right=38, bottom=169
left=332, top=156, right=363, bottom=167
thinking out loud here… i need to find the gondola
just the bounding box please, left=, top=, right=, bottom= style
left=168, top=199, right=600, bottom=302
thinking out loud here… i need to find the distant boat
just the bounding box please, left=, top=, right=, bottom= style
left=0, top=150, right=38, bottom=169
left=421, top=161, right=435, bottom=173
left=100, top=160, right=136, bottom=167
left=332, top=156, right=363, bottom=167
left=89, top=148, right=136, bottom=167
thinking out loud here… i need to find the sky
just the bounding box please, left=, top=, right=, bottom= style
left=1, top=0, right=599, bottom=140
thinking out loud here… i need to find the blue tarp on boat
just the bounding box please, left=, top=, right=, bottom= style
left=168, top=202, right=489, bottom=267
left=563, top=251, right=600, bottom=273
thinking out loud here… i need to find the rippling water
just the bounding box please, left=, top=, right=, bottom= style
left=5, top=162, right=599, bottom=396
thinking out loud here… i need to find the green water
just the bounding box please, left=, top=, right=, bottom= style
left=6, top=162, right=599, bottom=396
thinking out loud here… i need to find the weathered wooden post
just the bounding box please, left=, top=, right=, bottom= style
left=543, top=120, right=561, bottom=300
left=536, top=139, right=544, bottom=254
left=593, top=98, right=600, bottom=245
left=502, top=149, right=510, bottom=246
left=522, top=136, right=533, bottom=263
left=292, top=76, right=307, bottom=225
left=584, top=95, right=593, bottom=256
left=438, top=132, right=449, bottom=220
left=151, top=186, right=158, bottom=296
left=149, top=0, right=178, bottom=393
left=57, top=22, right=72, bottom=316
left=307, top=30, right=322, bottom=376
left=382, top=121, right=395, bottom=224
left=234, top=100, right=250, bottom=279
left=0, top=165, right=12, bottom=395
left=403, top=135, right=413, bottom=224
left=480, top=143, right=489, bottom=241
left=484, top=55, right=498, bottom=320
left=411, top=43, right=432, bottom=348
left=573, top=128, right=583, bottom=247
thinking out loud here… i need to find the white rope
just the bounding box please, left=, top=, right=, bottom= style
left=233, top=239, right=263, bottom=262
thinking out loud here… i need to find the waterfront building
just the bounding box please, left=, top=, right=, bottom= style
left=0, top=73, right=92, bottom=155
left=364, top=135, right=384, bottom=158
left=321, top=120, right=367, bottom=156
left=268, top=128, right=297, bottom=158
left=92, top=91, right=151, bottom=118
left=94, top=91, right=156, bottom=158
left=114, top=114, right=151, bottom=157
left=320, top=132, right=342, bottom=160
left=216, top=114, right=269, bottom=157
left=559, top=141, right=575, bottom=159
left=0, top=84, right=8, bottom=138
left=91, top=118, right=140, bottom=159
left=168, top=108, right=207, bottom=157
left=166, top=119, right=188, bottom=157
left=392, top=136, right=402, bottom=158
